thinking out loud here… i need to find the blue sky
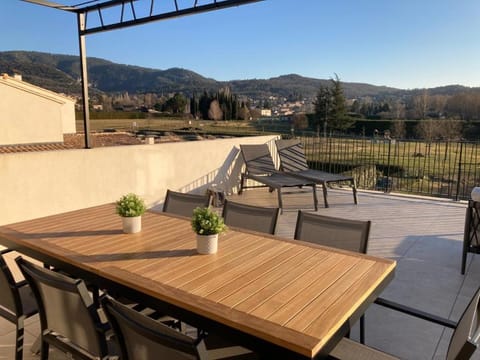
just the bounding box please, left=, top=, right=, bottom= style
left=2, top=0, right=479, bottom=89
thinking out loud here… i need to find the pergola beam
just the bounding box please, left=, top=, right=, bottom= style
left=21, top=0, right=264, bottom=148
left=79, top=0, right=264, bottom=35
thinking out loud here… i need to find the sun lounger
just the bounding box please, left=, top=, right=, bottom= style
left=239, top=144, right=318, bottom=213
left=275, top=139, right=357, bottom=208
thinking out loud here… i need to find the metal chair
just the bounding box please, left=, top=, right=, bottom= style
left=294, top=211, right=370, bottom=253
left=330, top=287, right=480, bottom=360
left=163, top=189, right=211, bottom=218
left=275, top=139, right=358, bottom=208
left=222, top=199, right=279, bottom=235
left=0, top=249, right=38, bottom=360
left=102, top=295, right=255, bottom=360
left=294, top=211, right=371, bottom=343
left=16, top=256, right=110, bottom=360
left=462, top=200, right=480, bottom=274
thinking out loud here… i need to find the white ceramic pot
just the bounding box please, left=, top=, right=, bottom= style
left=122, top=216, right=142, bottom=234
left=472, top=187, right=480, bottom=202
left=196, top=234, right=218, bottom=254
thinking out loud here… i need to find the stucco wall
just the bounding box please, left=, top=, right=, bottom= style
left=0, top=135, right=278, bottom=226
left=0, top=77, right=76, bottom=145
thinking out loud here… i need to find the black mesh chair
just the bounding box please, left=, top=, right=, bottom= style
left=275, top=139, right=358, bottom=208
left=222, top=200, right=279, bottom=235
left=294, top=211, right=371, bottom=343
left=16, top=256, right=110, bottom=360
left=102, top=295, right=256, bottom=360
left=0, top=249, right=38, bottom=360
left=330, top=287, right=480, bottom=360
left=163, top=189, right=211, bottom=218
left=294, top=211, right=370, bottom=253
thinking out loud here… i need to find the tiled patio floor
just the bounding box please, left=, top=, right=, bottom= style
left=1, top=188, right=479, bottom=359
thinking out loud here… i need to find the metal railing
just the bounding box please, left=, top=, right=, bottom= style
left=297, top=135, right=480, bottom=201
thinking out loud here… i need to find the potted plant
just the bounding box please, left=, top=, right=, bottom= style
left=115, top=193, right=146, bottom=233
left=191, top=207, right=226, bottom=254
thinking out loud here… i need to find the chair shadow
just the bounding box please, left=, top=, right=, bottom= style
left=70, top=248, right=198, bottom=263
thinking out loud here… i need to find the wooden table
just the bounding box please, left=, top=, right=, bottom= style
left=0, top=204, right=395, bottom=359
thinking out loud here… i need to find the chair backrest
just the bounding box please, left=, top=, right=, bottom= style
left=447, top=287, right=480, bottom=360
left=222, top=200, right=279, bottom=235
left=294, top=211, right=371, bottom=254
left=102, top=295, right=207, bottom=360
left=240, top=144, right=277, bottom=175
left=163, top=190, right=211, bottom=218
left=275, top=139, right=309, bottom=172
left=0, top=254, right=22, bottom=320
left=15, top=257, right=108, bottom=357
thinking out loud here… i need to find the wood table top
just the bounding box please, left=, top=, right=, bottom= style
left=0, top=204, right=395, bottom=358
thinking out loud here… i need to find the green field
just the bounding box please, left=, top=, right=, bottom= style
left=300, top=136, right=480, bottom=200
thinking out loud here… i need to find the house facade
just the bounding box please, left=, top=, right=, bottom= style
left=0, top=73, right=76, bottom=145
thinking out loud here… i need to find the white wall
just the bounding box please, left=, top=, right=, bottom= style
left=0, top=77, right=76, bottom=145
left=0, top=135, right=278, bottom=225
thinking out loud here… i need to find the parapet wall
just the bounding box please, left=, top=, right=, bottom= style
left=0, top=135, right=278, bottom=225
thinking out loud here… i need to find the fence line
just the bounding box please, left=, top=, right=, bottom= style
left=297, top=135, right=480, bottom=201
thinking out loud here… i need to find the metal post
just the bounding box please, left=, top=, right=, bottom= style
left=455, top=142, right=464, bottom=201
left=386, top=139, right=392, bottom=193
left=78, top=12, right=91, bottom=149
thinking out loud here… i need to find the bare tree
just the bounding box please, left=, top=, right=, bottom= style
left=292, top=113, right=308, bottom=130
left=413, top=90, right=429, bottom=119
left=415, top=119, right=463, bottom=141
left=390, top=119, right=406, bottom=139
left=436, top=119, right=463, bottom=140
left=208, top=100, right=223, bottom=120
left=415, top=119, right=437, bottom=141
left=238, top=106, right=251, bottom=120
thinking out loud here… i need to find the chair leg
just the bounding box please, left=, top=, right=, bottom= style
left=15, top=321, right=24, bottom=360
left=321, top=182, right=329, bottom=208
left=312, top=185, right=318, bottom=211
left=352, top=179, right=358, bottom=205
left=276, top=189, right=284, bottom=214
left=360, top=314, right=365, bottom=344
left=40, top=340, right=49, bottom=360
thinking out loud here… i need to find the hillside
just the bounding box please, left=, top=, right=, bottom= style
left=0, top=50, right=476, bottom=100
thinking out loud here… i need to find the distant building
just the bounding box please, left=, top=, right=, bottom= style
left=0, top=73, right=76, bottom=146
left=260, top=109, right=272, bottom=117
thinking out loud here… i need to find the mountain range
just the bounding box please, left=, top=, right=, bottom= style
left=0, top=50, right=475, bottom=100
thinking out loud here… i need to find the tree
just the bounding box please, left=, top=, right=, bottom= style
left=313, top=74, right=354, bottom=135
left=390, top=119, right=406, bottom=139
left=415, top=119, right=437, bottom=142
left=208, top=100, right=223, bottom=120
left=238, top=105, right=251, bottom=120
left=163, top=93, right=187, bottom=114
left=412, top=90, right=429, bottom=119
left=328, top=74, right=354, bottom=132
left=292, top=113, right=308, bottom=130
left=313, top=85, right=331, bottom=137
left=198, top=91, right=212, bottom=120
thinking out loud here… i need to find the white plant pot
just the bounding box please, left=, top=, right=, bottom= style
left=122, top=216, right=142, bottom=234
left=196, top=234, right=218, bottom=255
left=472, top=187, right=480, bottom=202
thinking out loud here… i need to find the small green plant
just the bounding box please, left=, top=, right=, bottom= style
left=191, top=207, right=226, bottom=235
left=115, top=193, right=146, bottom=217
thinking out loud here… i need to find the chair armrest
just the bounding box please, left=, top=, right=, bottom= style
left=16, top=279, right=28, bottom=288
left=0, top=248, right=14, bottom=255
left=375, top=297, right=457, bottom=329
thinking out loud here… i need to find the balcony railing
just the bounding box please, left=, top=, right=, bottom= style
left=297, top=135, right=480, bottom=201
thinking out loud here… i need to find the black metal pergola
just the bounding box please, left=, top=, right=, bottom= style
left=23, top=0, right=264, bottom=148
